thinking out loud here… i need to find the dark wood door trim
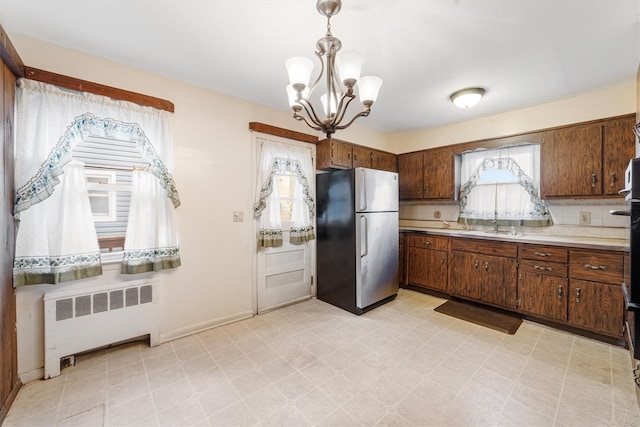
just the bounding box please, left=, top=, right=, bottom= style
left=0, top=25, right=24, bottom=78
left=24, top=67, right=174, bottom=113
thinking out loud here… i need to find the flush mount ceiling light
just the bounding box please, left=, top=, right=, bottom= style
left=450, top=87, right=486, bottom=109
left=285, top=0, right=383, bottom=139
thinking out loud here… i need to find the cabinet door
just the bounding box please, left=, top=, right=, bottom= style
left=371, top=149, right=398, bottom=172
left=540, top=123, right=602, bottom=198
left=351, top=145, right=371, bottom=168
left=603, top=117, right=636, bottom=196
left=330, top=140, right=353, bottom=168
left=518, top=272, right=568, bottom=321
left=398, top=152, right=423, bottom=199
left=450, top=251, right=482, bottom=300
left=481, top=254, right=517, bottom=308
left=407, top=247, right=448, bottom=292
left=569, top=279, right=624, bottom=336
left=423, top=147, right=455, bottom=200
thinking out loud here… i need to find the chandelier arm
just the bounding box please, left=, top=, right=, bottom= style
left=331, top=93, right=357, bottom=127
left=296, top=97, right=325, bottom=128
left=335, top=108, right=371, bottom=131
left=293, top=112, right=323, bottom=131
left=307, top=51, right=325, bottom=95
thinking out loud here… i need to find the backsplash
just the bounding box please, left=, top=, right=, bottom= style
left=399, top=199, right=629, bottom=239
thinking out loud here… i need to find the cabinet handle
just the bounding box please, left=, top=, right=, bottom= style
left=441, top=256, right=445, bottom=265
left=484, top=261, right=489, bottom=271
left=416, top=184, right=421, bottom=193
left=533, top=252, right=552, bottom=257
left=584, top=264, right=607, bottom=271
left=557, top=285, right=563, bottom=300
left=610, top=172, right=616, bottom=188
left=576, top=287, right=581, bottom=303
left=354, top=153, right=358, bottom=161
left=534, top=265, right=553, bottom=271
left=422, top=241, right=432, bottom=246
left=348, top=152, right=351, bottom=160
left=474, top=259, right=479, bottom=271
left=591, top=173, right=597, bottom=188
left=424, top=184, right=429, bottom=194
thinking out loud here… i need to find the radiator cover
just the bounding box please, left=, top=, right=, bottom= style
left=43, top=279, right=160, bottom=378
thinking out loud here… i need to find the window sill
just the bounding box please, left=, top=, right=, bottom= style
left=101, top=251, right=124, bottom=265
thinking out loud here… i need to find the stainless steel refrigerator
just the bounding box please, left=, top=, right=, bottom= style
left=316, top=167, right=399, bottom=315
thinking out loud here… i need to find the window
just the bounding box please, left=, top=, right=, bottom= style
left=86, top=170, right=117, bottom=221
left=276, top=173, right=297, bottom=224
left=73, top=136, right=147, bottom=252
left=458, top=144, right=552, bottom=226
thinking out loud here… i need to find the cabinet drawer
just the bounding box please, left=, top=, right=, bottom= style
left=569, top=251, right=623, bottom=285
left=406, top=234, right=448, bottom=250
left=519, top=245, right=568, bottom=263
left=450, top=238, right=517, bottom=258
left=519, top=259, right=568, bottom=278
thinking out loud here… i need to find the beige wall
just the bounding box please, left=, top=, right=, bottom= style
left=392, top=82, right=636, bottom=154
left=10, top=34, right=391, bottom=380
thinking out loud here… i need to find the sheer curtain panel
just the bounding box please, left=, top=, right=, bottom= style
left=458, top=144, right=552, bottom=226
left=254, top=140, right=315, bottom=248
left=13, top=79, right=181, bottom=285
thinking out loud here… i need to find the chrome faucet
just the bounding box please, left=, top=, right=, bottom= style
left=491, top=219, right=499, bottom=233
left=442, top=220, right=450, bottom=229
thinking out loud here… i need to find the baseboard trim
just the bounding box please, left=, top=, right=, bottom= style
left=159, top=310, right=254, bottom=343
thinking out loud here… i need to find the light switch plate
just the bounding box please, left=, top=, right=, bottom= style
left=579, top=211, right=591, bottom=225
left=233, top=211, right=244, bottom=222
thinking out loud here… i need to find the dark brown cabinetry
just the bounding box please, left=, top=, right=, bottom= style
left=568, top=250, right=624, bottom=337
left=316, top=138, right=397, bottom=172
left=517, top=245, right=569, bottom=322
left=450, top=238, right=518, bottom=309
left=406, top=233, right=448, bottom=292
left=603, top=116, right=636, bottom=195
left=540, top=116, right=635, bottom=199
left=398, top=147, right=455, bottom=201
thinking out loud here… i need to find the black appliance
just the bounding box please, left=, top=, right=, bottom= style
left=614, top=157, right=640, bottom=398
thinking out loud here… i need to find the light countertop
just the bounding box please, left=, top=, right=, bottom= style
left=400, top=225, right=627, bottom=251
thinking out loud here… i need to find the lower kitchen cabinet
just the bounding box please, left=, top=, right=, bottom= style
left=450, top=238, right=517, bottom=309
left=568, top=250, right=625, bottom=337
left=517, top=245, right=569, bottom=322
left=406, top=233, right=448, bottom=292
left=568, top=279, right=624, bottom=336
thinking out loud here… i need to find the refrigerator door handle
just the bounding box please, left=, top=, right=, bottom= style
left=360, top=214, right=368, bottom=258
left=358, top=168, right=367, bottom=212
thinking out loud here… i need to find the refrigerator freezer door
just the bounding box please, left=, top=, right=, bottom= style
left=355, top=167, right=399, bottom=213
left=356, top=211, right=399, bottom=308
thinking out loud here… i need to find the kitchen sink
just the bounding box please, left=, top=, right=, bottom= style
left=462, top=230, right=525, bottom=239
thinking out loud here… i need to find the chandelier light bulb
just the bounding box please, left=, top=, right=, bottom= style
left=358, top=76, right=383, bottom=105
left=285, top=57, right=314, bottom=90
left=336, top=51, right=364, bottom=87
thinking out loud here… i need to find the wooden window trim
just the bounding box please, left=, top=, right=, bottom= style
left=24, top=67, right=174, bottom=112
left=249, top=122, right=318, bottom=144
left=0, top=24, right=25, bottom=77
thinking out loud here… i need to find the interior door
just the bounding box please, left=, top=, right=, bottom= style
left=254, top=135, right=316, bottom=314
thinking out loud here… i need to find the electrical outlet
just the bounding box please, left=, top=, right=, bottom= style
left=579, top=211, right=591, bottom=225
left=233, top=211, right=244, bottom=222
left=434, top=210, right=441, bottom=219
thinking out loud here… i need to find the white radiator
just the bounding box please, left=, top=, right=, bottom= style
left=43, top=279, right=160, bottom=379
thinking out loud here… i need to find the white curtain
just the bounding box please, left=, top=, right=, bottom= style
left=14, top=79, right=181, bottom=285
left=121, top=170, right=180, bottom=274
left=458, top=144, right=552, bottom=226
left=254, top=140, right=315, bottom=248
left=13, top=161, right=102, bottom=285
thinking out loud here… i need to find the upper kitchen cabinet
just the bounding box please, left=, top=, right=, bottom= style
left=398, top=147, right=456, bottom=201
left=603, top=116, right=636, bottom=196
left=540, top=115, right=635, bottom=199
left=316, top=138, right=397, bottom=172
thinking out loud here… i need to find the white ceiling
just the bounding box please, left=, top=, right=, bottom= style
left=0, top=0, right=638, bottom=134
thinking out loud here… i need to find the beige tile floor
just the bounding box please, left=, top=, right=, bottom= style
left=4, top=289, right=640, bottom=427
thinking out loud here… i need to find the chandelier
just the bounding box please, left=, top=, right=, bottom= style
left=285, top=0, right=383, bottom=139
